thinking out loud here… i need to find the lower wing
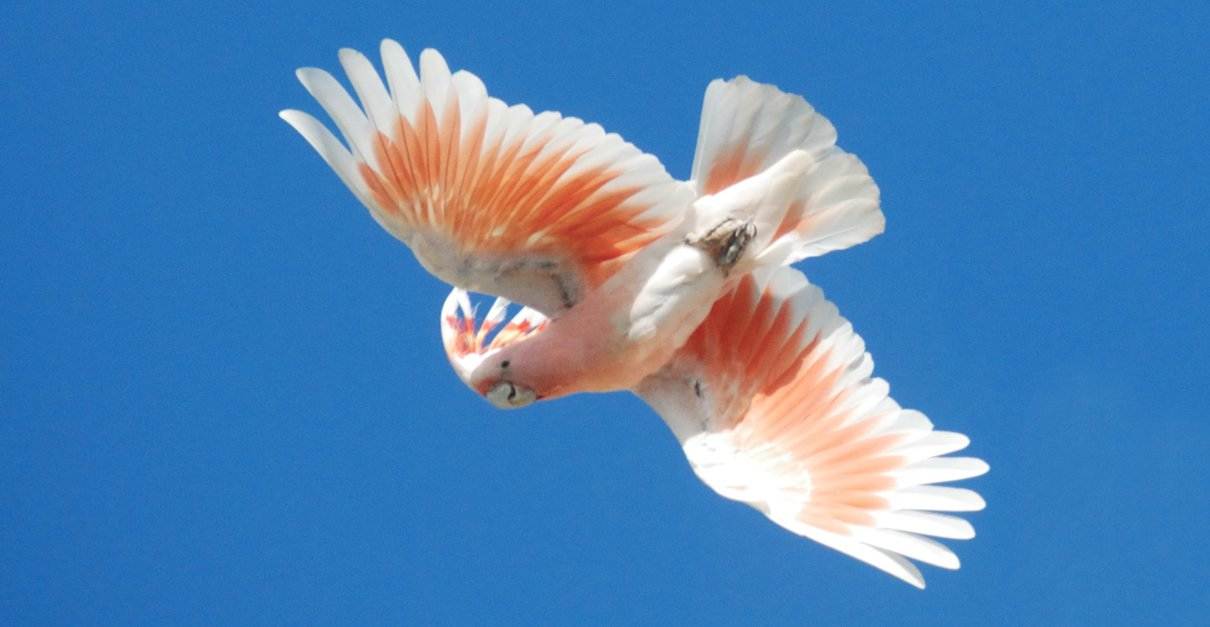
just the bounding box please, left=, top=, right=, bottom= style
left=635, top=267, right=988, bottom=588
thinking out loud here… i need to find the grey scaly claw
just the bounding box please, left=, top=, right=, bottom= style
left=687, top=217, right=757, bottom=274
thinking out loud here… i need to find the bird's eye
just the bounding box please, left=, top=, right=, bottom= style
left=485, top=381, right=536, bottom=409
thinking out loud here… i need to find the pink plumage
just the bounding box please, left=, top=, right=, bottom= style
left=282, top=40, right=985, bottom=588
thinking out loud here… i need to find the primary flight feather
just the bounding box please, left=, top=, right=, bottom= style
left=281, top=39, right=987, bottom=588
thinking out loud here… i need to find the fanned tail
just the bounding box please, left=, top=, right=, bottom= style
left=689, top=76, right=885, bottom=269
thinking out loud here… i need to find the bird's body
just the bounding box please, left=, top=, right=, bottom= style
left=469, top=150, right=812, bottom=398
left=282, top=40, right=988, bottom=588
left=491, top=241, right=722, bottom=395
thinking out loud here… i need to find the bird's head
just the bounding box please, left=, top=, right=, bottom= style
left=471, top=357, right=539, bottom=409
left=441, top=288, right=550, bottom=409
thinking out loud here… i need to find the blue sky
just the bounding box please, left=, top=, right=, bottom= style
left=3, top=2, right=1208, bottom=624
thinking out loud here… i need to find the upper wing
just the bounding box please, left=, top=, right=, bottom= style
left=635, top=268, right=987, bottom=588
left=281, top=40, right=693, bottom=315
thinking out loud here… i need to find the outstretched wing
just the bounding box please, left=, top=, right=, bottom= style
left=281, top=40, right=693, bottom=315
left=635, top=268, right=987, bottom=588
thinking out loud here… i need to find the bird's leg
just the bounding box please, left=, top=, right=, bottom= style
left=685, top=217, right=757, bottom=274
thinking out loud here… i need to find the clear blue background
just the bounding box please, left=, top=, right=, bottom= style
left=4, top=2, right=1208, bottom=624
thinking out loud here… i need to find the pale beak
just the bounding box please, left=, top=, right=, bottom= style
left=485, top=381, right=537, bottom=409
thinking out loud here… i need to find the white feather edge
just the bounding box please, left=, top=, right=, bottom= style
left=284, top=41, right=692, bottom=261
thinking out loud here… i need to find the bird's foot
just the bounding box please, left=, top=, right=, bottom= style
left=686, top=217, right=757, bottom=274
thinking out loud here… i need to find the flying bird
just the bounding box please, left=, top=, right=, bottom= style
left=281, top=40, right=988, bottom=588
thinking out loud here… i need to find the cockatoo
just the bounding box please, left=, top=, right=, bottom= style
left=281, top=40, right=988, bottom=588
